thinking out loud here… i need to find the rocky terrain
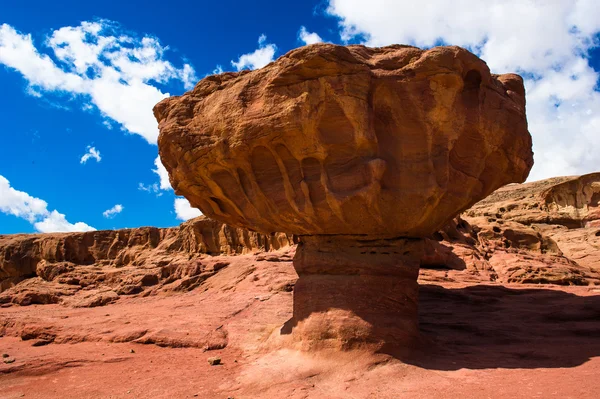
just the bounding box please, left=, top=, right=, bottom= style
left=0, top=217, right=293, bottom=306
left=1, top=172, right=599, bottom=398
left=421, top=172, right=600, bottom=286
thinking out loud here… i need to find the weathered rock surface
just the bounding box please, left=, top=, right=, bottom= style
left=0, top=216, right=293, bottom=305
left=420, top=172, right=600, bottom=285
left=154, top=43, right=534, bottom=353
left=2, top=173, right=598, bottom=308
left=282, top=236, right=423, bottom=352
left=155, top=43, right=533, bottom=237
left=466, top=172, right=600, bottom=229
left=1, top=174, right=600, bottom=398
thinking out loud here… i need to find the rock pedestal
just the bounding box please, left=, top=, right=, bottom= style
left=283, top=236, right=424, bottom=352
left=155, top=43, right=535, bottom=353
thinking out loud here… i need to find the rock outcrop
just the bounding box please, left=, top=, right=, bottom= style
left=155, top=44, right=533, bottom=237
left=1, top=173, right=598, bottom=310
left=0, top=216, right=293, bottom=305
left=466, top=172, right=600, bottom=229
left=420, top=172, right=600, bottom=285
left=155, top=43, right=534, bottom=352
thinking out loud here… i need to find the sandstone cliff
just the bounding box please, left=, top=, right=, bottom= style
left=0, top=216, right=293, bottom=305
left=421, top=172, right=600, bottom=285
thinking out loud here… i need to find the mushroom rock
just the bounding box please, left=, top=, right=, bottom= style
left=154, top=44, right=534, bottom=352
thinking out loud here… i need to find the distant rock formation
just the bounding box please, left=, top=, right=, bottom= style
left=1, top=173, right=598, bottom=309
left=0, top=216, right=293, bottom=305
left=421, top=172, right=600, bottom=285
left=155, top=43, right=533, bottom=352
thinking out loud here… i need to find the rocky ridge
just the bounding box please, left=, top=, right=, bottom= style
left=0, top=216, right=293, bottom=306
left=421, top=172, right=600, bottom=285
left=1, top=173, right=598, bottom=310
left=1, top=173, right=600, bottom=399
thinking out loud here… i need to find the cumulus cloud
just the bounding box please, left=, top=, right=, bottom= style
left=0, top=175, right=95, bottom=232
left=298, top=26, right=324, bottom=45
left=102, top=204, right=124, bottom=218
left=0, top=20, right=199, bottom=207
left=80, top=145, right=101, bottom=164
left=152, top=155, right=172, bottom=190
left=0, top=21, right=197, bottom=144
left=174, top=197, right=202, bottom=221
left=34, top=210, right=96, bottom=233
left=231, top=34, right=277, bottom=71
left=326, top=0, right=600, bottom=181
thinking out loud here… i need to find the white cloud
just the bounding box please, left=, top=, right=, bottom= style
left=231, top=34, right=277, bottom=71
left=0, top=21, right=199, bottom=204
left=212, top=65, right=224, bottom=75
left=0, top=175, right=50, bottom=223
left=0, top=24, right=86, bottom=93
left=174, top=197, right=202, bottom=221
left=34, top=210, right=96, bottom=233
left=0, top=21, right=197, bottom=144
left=153, top=155, right=172, bottom=190
left=298, top=26, right=323, bottom=45
left=0, top=175, right=95, bottom=232
left=102, top=204, right=124, bottom=218
left=326, top=0, right=600, bottom=181
left=80, top=145, right=101, bottom=164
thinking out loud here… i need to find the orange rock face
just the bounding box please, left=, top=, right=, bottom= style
left=155, top=44, right=533, bottom=237
left=284, top=236, right=423, bottom=352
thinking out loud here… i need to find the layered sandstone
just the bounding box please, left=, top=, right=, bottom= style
left=420, top=173, right=600, bottom=285
left=0, top=216, right=293, bottom=305
left=1, top=173, right=598, bottom=311
left=466, top=172, right=600, bottom=229
left=154, top=43, right=534, bottom=352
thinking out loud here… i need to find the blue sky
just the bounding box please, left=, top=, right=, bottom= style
left=1, top=0, right=599, bottom=234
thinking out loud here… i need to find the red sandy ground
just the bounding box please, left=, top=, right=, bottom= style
left=2, top=250, right=600, bottom=399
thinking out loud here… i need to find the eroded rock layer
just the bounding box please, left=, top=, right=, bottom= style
left=420, top=173, right=600, bottom=285
left=0, top=216, right=293, bottom=305
left=2, top=173, right=598, bottom=309
left=155, top=43, right=533, bottom=237
left=283, top=236, right=423, bottom=352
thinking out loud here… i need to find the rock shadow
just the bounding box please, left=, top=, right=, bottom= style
left=403, top=284, right=600, bottom=370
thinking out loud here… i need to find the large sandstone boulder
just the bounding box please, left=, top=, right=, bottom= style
left=155, top=44, right=533, bottom=237
left=155, top=43, right=534, bottom=353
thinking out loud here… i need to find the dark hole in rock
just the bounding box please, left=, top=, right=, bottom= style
left=432, top=232, right=444, bottom=242
left=464, top=69, right=482, bottom=90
